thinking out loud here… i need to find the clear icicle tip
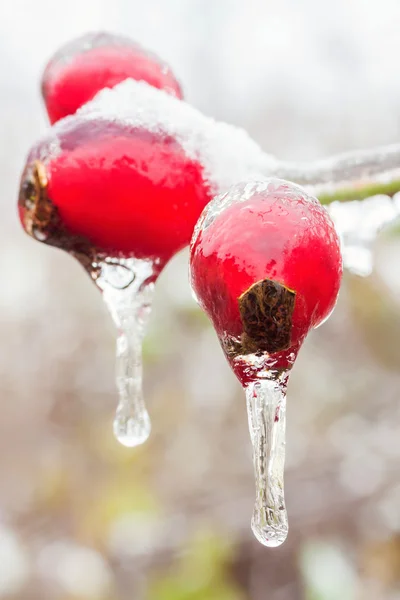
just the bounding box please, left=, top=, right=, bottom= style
left=94, top=257, right=156, bottom=448
left=245, top=375, right=288, bottom=547
left=113, top=403, right=151, bottom=447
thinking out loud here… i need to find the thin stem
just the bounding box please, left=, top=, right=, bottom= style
left=272, top=143, right=400, bottom=204
left=276, top=142, right=400, bottom=185
left=317, top=179, right=400, bottom=205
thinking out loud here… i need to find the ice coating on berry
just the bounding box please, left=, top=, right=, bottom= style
left=190, top=179, right=342, bottom=383
left=19, top=116, right=210, bottom=264
left=42, top=32, right=183, bottom=124
left=18, top=131, right=165, bottom=447
left=189, top=178, right=342, bottom=548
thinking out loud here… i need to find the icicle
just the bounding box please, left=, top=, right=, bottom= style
left=245, top=373, right=288, bottom=547
left=94, top=257, right=157, bottom=447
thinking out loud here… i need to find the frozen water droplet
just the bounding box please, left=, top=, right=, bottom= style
left=113, top=389, right=151, bottom=448
left=95, top=257, right=157, bottom=447
left=245, top=374, right=288, bottom=547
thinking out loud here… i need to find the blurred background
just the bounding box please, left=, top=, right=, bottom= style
left=1, top=0, right=400, bottom=598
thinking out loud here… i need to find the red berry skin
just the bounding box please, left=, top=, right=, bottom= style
left=19, top=118, right=211, bottom=267
left=42, top=32, right=183, bottom=124
left=190, top=180, right=343, bottom=386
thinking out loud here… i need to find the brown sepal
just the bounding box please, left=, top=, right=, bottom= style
left=238, top=278, right=296, bottom=355
left=19, top=160, right=100, bottom=280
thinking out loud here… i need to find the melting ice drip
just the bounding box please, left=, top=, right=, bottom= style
left=94, top=257, right=157, bottom=447
left=246, top=374, right=288, bottom=547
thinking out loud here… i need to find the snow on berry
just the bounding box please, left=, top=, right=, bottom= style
left=76, top=78, right=277, bottom=191
left=20, top=78, right=278, bottom=263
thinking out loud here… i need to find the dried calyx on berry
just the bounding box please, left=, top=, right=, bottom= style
left=190, top=178, right=343, bottom=547
left=238, top=278, right=296, bottom=355
left=19, top=160, right=99, bottom=278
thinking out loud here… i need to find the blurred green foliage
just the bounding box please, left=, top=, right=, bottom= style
left=147, top=530, right=244, bottom=600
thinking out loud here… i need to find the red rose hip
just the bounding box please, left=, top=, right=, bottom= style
left=19, top=99, right=211, bottom=448
left=21, top=123, right=209, bottom=264
left=42, top=32, right=183, bottom=124
left=190, top=179, right=342, bottom=547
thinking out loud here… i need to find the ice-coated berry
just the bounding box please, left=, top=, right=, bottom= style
left=19, top=116, right=211, bottom=269
left=42, top=32, right=183, bottom=124
left=190, top=179, right=343, bottom=385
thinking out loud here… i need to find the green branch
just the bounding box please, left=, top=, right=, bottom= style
left=318, top=179, right=400, bottom=205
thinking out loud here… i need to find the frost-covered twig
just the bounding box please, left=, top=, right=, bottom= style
left=81, top=79, right=400, bottom=207
left=275, top=145, right=400, bottom=204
